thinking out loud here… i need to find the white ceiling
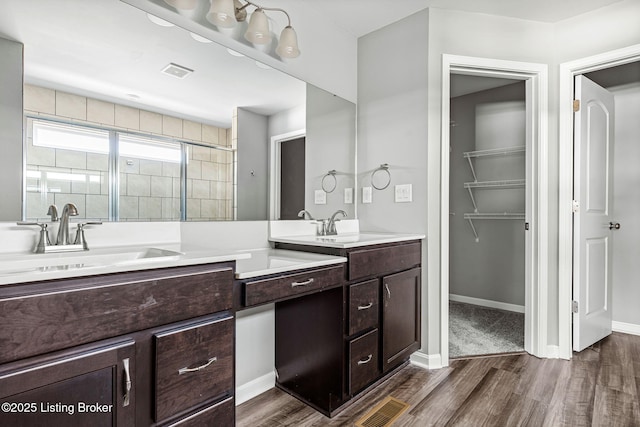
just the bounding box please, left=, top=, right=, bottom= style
left=294, top=0, right=623, bottom=38
left=0, top=0, right=623, bottom=127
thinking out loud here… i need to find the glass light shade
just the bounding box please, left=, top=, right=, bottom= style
left=244, top=9, right=272, bottom=45
left=163, top=0, right=197, bottom=10
left=206, top=0, right=237, bottom=28
left=276, top=26, right=300, bottom=58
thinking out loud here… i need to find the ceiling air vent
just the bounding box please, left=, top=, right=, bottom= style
left=161, top=63, right=194, bottom=79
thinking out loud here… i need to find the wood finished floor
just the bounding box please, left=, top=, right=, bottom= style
left=236, top=332, right=640, bottom=426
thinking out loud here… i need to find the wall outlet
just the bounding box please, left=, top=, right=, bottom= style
left=395, top=184, right=413, bottom=203
left=362, top=186, right=372, bottom=204
left=314, top=189, right=327, bottom=204
left=344, top=187, right=353, bottom=204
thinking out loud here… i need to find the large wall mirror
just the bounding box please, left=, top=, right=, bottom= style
left=0, top=0, right=355, bottom=222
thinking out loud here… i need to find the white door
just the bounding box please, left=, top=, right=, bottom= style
left=573, top=75, right=616, bottom=352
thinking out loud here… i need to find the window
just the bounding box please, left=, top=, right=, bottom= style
left=25, top=118, right=234, bottom=222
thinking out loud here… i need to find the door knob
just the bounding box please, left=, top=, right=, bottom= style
left=609, top=222, right=621, bottom=230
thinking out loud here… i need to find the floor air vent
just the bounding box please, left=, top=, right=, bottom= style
left=355, top=396, right=410, bottom=427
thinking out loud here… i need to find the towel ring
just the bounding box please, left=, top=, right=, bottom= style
left=321, top=170, right=337, bottom=193
left=371, top=164, right=391, bottom=190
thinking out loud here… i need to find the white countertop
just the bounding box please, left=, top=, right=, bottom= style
left=234, top=248, right=347, bottom=279
left=0, top=243, right=250, bottom=286
left=269, top=232, right=425, bottom=249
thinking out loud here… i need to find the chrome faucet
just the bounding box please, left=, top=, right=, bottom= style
left=47, top=204, right=59, bottom=222
left=56, top=203, right=79, bottom=245
left=297, top=210, right=315, bottom=220
left=325, top=210, right=347, bottom=235
left=17, top=203, right=101, bottom=253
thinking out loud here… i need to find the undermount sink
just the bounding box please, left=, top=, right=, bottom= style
left=0, top=247, right=184, bottom=276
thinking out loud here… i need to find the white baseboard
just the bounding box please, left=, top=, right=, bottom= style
left=410, top=351, right=443, bottom=369
left=613, top=320, right=640, bottom=336
left=235, top=371, right=275, bottom=406
left=545, top=345, right=560, bottom=358
left=449, top=294, right=525, bottom=314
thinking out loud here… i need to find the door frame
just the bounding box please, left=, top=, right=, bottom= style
left=558, top=44, right=640, bottom=360
left=268, top=129, right=306, bottom=220
left=441, top=54, right=549, bottom=362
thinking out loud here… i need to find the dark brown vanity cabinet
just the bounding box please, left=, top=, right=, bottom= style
left=0, top=263, right=236, bottom=427
left=0, top=338, right=136, bottom=427
left=273, top=239, right=422, bottom=417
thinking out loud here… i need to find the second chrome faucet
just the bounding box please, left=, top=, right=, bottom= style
left=298, top=209, right=347, bottom=236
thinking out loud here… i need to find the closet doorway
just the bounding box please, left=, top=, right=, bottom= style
left=448, top=76, right=527, bottom=358
left=440, top=54, right=550, bottom=364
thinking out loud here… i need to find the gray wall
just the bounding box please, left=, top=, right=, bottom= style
left=236, top=108, right=268, bottom=220
left=357, top=3, right=640, bottom=359
left=449, top=83, right=526, bottom=306
left=611, top=82, right=640, bottom=326
left=305, top=84, right=356, bottom=219
left=0, top=37, right=23, bottom=221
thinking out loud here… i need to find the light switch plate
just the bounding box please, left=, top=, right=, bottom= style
left=362, top=186, right=372, bottom=204
left=395, top=184, right=412, bottom=203
left=344, top=187, right=353, bottom=204
left=314, top=189, right=327, bottom=204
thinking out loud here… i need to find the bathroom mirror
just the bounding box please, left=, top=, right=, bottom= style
left=0, top=0, right=355, bottom=222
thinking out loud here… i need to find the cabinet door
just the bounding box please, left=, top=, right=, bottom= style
left=0, top=338, right=135, bottom=427
left=382, top=268, right=421, bottom=372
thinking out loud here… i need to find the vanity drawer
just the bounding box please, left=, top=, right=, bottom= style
left=348, top=329, right=379, bottom=396
left=162, top=397, right=234, bottom=427
left=0, top=264, right=234, bottom=364
left=348, top=241, right=421, bottom=281
left=243, top=265, right=344, bottom=307
left=348, top=279, right=379, bottom=336
left=154, top=315, right=234, bottom=422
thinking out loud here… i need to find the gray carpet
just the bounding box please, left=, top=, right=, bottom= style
left=449, top=301, right=524, bottom=358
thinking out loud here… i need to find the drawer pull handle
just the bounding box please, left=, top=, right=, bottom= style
left=357, top=354, right=373, bottom=365
left=385, top=283, right=391, bottom=299
left=357, top=302, right=373, bottom=310
left=291, top=278, right=314, bottom=287
left=178, top=357, right=217, bottom=375
left=122, top=358, right=132, bottom=407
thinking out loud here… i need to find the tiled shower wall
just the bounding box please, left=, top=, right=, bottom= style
left=24, top=84, right=233, bottom=221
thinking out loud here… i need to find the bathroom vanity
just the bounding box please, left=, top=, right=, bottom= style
left=0, top=231, right=423, bottom=425
left=264, top=235, right=423, bottom=416
left=0, top=261, right=239, bottom=427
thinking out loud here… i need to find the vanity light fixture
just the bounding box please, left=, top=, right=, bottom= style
left=205, top=0, right=300, bottom=58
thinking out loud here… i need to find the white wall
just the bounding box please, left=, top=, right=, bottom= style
left=357, top=1, right=640, bottom=359
left=611, top=83, right=640, bottom=326
left=554, top=0, right=640, bottom=64
left=0, top=37, right=23, bottom=221
left=268, top=104, right=305, bottom=139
